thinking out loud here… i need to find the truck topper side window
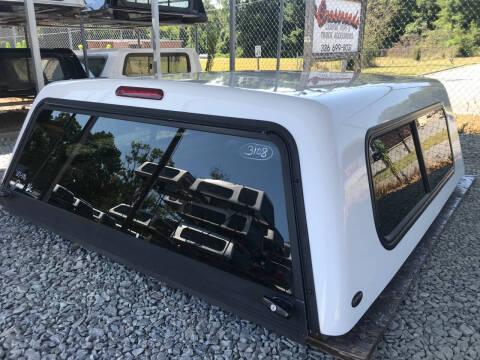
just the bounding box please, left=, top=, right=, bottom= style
left=10, top=109, right=293, bottom=295
left=369, top=107, right=454, bottom=247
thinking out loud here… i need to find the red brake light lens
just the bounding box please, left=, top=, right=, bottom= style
left=115, top=86, right=164, bottom=100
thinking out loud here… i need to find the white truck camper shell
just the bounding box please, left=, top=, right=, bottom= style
left=75, top=48, right=202, bottom=77
left=0, top=71, right=465, bottom=352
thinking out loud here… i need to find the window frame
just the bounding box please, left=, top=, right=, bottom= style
left=122, top=52, right=191, bottom=76
left=365, top=103, right=455, bottom=250
left=1, top=97, right=319, bottom=341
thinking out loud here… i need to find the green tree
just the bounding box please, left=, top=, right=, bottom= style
left=205, top=29, right=218, bottom=71
left=282, top=0, right=305, bottom=58
left=236, top=0, right=281, bottom=58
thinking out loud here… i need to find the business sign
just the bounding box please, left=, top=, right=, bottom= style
left=255, top=45, right=262, bottom=58
left=312, top=0, right=362, bottom=55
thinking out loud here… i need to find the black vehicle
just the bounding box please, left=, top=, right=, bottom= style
left=82, top=0, right=207, bottom=25
left=0, top=0, right=206, bottom=26
left=0, top=48, right=87, bottom=99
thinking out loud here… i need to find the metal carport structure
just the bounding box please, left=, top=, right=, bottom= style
left=0, top=0, right=207, bottom=96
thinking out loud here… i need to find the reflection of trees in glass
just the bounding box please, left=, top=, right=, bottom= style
left=118, top=141, right=174, bottom=207
left=18, top=112, right=81, bottom=190
left=209, top=166, right=230, bottom=181
left=60, top=130, right=123, bottom=211
left=372, top=139, right=404, bottom=184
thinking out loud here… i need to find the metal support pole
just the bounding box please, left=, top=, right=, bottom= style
left=151, top=0, right=162, bottom=79
left=67, top=28, right=73, bottom=50
left=303, top=0, right=315, bottom=72
left=80, top=23, right=89, bottom=74
left=276, top=0, right=285, bottom=72
left=354, top=0, right=368, bottom=74
left=136, top=29, right=141, bottom=48
left=229, top=0, right=236, bottom=72
left=24, top=0, right=44, bottom=92
left=122, top=128, right=185, bottom=231
left=12, top=27, right=17, bottom=46
left=195, top=25, right=199, bottom=54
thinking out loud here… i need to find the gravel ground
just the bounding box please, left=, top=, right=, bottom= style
left=0, top=134, right=479, bottom=360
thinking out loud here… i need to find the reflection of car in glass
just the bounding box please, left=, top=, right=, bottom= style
left=135, top=162, right=196, bottom=195
left=49, top=184, right=75, bottom=211
left=0, top=48, right=87, bottom=99
left=190, top=179, right=275, bottom=227
left=0, top=72, right=465, bottom=349
left=93, top=208, right=117, bottom=227
left=172, top=223, right=250, bottom=268
left=75, top=48, right=202, bottom=78
left=73, top=197, right=94, bottom=219
left=109, top=203, right=153, bottom=227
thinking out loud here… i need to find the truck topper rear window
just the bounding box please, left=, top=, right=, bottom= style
left=10, top=109, right=293, bottom=294
left=123, top=53, right=190, bottom=76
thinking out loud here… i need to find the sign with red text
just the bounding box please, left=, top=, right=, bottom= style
left=312, top=0, right=362, bottom=55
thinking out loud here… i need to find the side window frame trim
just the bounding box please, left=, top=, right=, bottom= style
left=365, top=102, right=455, bottom=250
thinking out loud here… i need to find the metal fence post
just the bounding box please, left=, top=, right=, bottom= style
left=229, top=0, right=236, bottom=72
left=195, top=25, right=199, bottom=54
left=80, top=23, right=90, bottom=74
left=303, top=0, right=314, bottom=72
left=24, top=0, right=44, bottom=92
left=276, top=0, right=285, bottom=72
left=137, top=29, right=141, bottom=48
left=67, top=28, right=73, bottom=50
left=12, top=27, right=17, bottom=46
left=355, top=0, right=368, bottom=73
left=151, top=0, right=162, bottom=79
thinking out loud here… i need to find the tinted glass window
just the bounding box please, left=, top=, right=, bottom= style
left=370, top=124, right=426, bottom=238
left=124, top=54, right=189, bottom=76
left=416, top=109, right=453, bottom=189
left=0, top=53, right=85, bottom=98
left=42, top=58, right=65, bottom=82
left=11, top=109, right=292, bottom=294
left=86, top=57, right=107, bottom=77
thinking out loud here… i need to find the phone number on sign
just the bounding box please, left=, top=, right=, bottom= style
left=319, top=44, right=353, bottom=53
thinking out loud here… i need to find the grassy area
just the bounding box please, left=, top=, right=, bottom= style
left=201, top=56, right=480, bottom=75
left=363, top=56, right=480, bottom=76
left=200, top=57, right=342, bottom=72
left=374, top=130, right=449, bottom=184
left=455, top=114, right=480, bottom=134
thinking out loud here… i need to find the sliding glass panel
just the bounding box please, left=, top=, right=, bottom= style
left=369, top=124, right=426, bottom=238
left=416, top=109, right=453, bottom=190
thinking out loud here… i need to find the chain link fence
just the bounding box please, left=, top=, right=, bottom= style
left=1, top=0, right=480, bottom=119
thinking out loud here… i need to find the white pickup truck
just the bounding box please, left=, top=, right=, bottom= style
left=76, top=48, right=202, bottom=77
